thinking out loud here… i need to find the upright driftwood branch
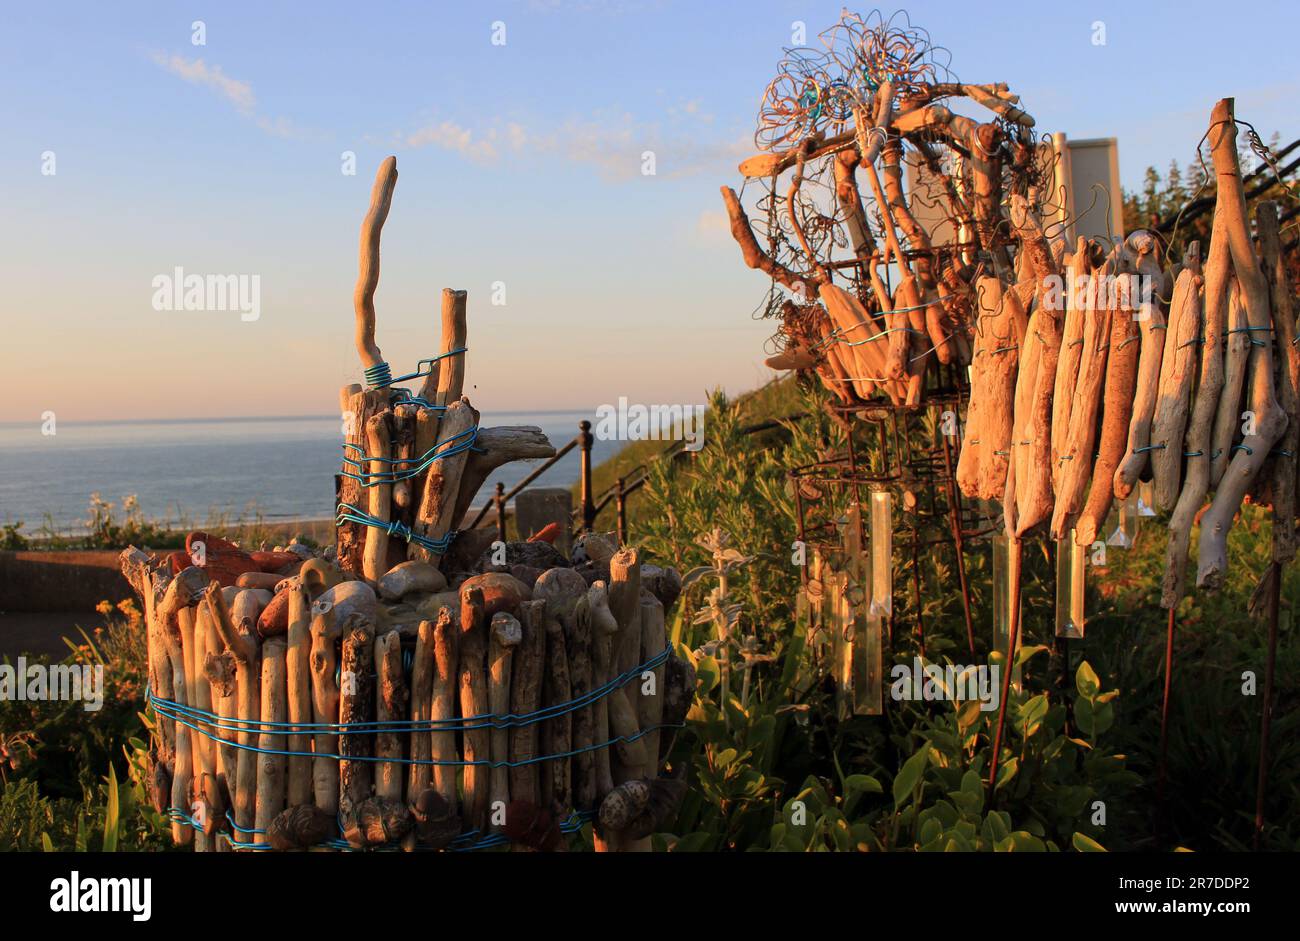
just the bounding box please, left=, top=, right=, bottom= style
left=510, top=600, right=547, bottom=808
left=284, top=582, right=313, bottom=809
left=488, top=612, right=522, bottom=829
left=354, top=156, right=397, bottom=373
left=374, top=630, right=407, bottom=802
left=429, top=606, right=460, bottom=815
left=339, top=616, right=376, bottom=830
left=308, top=605, right=342, bottom=815
left=458, top=587, right=490, bottom=833
left=254, top=638, right=288, bottom=838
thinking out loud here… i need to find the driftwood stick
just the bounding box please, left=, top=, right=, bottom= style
left=374, top=630, right=407, bottom=802
left=407, top=618, right=436, bottom=799
left=719, top=186, right=819, bottom=300
left=412, top=399, right=477, bottom=566
left=338, top=388, right=390, bottom=575
left=978, top=283, right=1023, bottom=503
left=308, top=606, right=342, bottom=814
left=1211, top=278, right=1251, bottom=487
left=339, top=617, right=376, bottom=828
left=608, top=549, right=647, bottom=785
left=436, top=288, right=468, bottom=408
left=429, top=606, right=460, bottom=814
left=353, top=156, right=397, bottom=373
left=284, top=582, right=313, bottom=809
left=488, top=612, right=522, bottom=829
left=458, top=587, right=490, bottom=833
left=509, top=600, right=547, bottom=808
left=638, top=595, right=667, bottom=774
left=452, top=427, right=556, bottom=527
left=1075, top=273, right=1142, bottom=546
left=567, top=594, right=596, bottom=810
left=1053, top=265, right=1113, bottom=540
left=207, top=585, right=259, bottom=843
left=1259, top=202, right=1299, bottom=562
left=1197, top=98, right=1289, bottom=589
left=1052, top=240, right=1091, bottom=494
left=362, top=410, right=393, bottom=583
left=254, top=638, right=288, bottom=838
left=1150, top=256, right=1204, bottom=510
left=1114, top=232, right=1169, bottom=498
left=587, top=582, right=620, bottom=801
left=1163, top=192, right=1233, bottom=606
left=543, top=608, right=572, bottom=812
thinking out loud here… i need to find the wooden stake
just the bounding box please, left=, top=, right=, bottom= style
left=375, top=630, right=407, bottom=802
left=407, top=618, right=436, bottom=799
left=458, top=587, right=489, bottom=832
left=284, top=582, right=313, bottom=809
left=339, top=616, right=375, bottom=828
left=308, top=605, right=342, bottom=815
left=254, top=638, right=288, bottom=838
left=509, top=600, right=547, bottom=808
left=488, top=612, right=522, bottom=829
left=429, top=606, right=460, bottom=815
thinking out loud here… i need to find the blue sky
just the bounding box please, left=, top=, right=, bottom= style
left=2, top=0, right=1296, bottom=421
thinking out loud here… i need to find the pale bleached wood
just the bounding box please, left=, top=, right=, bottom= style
left=254, top=638, right=288, bottom=838
left=1075, top=272, right=1141, bottom=547
left=586, top=582, right=620, bottom=801
left=1259, top=202, right=1299, bottom=562
left=1009, top=195, right=1063, bottom=536
left=353, top=156, right=397, bottom=373
left=412, top=398, right=477, bottom=567
left=1163, top=189, right=1233, bottom=607
left=1197, top=98, right=1289, bottom=589
left=509, top=601, right=547, bottom=808
left=1114, top=232, right=1169, bottom=498
left=362, top=410, right=393, bottom=583
left=452, top=427, right=557, bottom=527
left=407, top=618, right=436, bottom=799
left=1150, top=259, right=1204, bottom=510
left=458, top=588, right=490, bottom=832
left=429, top=606, right=460, bottom=815
left=284, top=582, right=313, bottom=809
left=338, top=617, right=375, bottom=827
left=308, top=606, right=342, bottom=814
left=1210, top=278, right=1250, bottom=487
left=374, top=630, right=406, bottom=802
left=637, top=594, right=667, bottom=774
left=1052, top=262, right=1113, bottom=541
left=207, top=583, right=261, bottom=847
left=977, top=284, right=1024, bottom=502
left=488, top=612, right=522, bottom=829
left=1052, top=240, right=1091, bottom=495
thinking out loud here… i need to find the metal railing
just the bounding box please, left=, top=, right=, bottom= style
left=469, top=412, right=805, bottom=545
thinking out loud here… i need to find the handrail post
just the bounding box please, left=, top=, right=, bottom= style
left=615, top=476, right=627, bottom=546
left=494, top=481, right=507, bottom=543
left=579, top=420, right=596, bottom=533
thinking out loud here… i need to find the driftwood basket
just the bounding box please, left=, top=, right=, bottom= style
left=118, top=154, right=696, bottom=852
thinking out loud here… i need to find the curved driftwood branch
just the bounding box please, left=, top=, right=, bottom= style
left=354, top=156, right=398, bottom=372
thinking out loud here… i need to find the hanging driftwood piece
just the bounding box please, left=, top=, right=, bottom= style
left=1114, top=232, right=1169, bottom=498
left=1259, top=202, right=1300, bottom=562
left=1162, top=195, right=1232, bottom=607
left=1149, top=251, right=1204, bottom=510
left=1197, top=98, right=1288, bottom=589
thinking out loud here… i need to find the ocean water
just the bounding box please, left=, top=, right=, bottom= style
left=0, top=411, right=616, bottom=534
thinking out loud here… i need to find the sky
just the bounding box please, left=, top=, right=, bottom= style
left=1, top=0, right=1297, bottom=422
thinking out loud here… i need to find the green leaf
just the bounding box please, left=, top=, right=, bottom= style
left=102, top=763, right=120, bottom=852
left=40, top=833, right=55, bottom=852
left=1075, top=661, right=1101, bottom=699
left=892, top=743, right=932, bottom=808
left=1072, top=832, right=1107, bottom=852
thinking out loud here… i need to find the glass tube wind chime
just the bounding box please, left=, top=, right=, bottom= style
left=1054, top=531, right=1086, bottom=640
left=831, top=493, right=887, bottom=719
left=991, top=532, right=1022, bottom=689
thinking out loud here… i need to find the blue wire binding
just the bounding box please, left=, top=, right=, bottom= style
left=341, top=426, right=481, bottom=487
left=334, top=503, right=457, bottom=554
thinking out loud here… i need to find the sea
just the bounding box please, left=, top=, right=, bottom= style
left=0, top=411, right=617, bottom=536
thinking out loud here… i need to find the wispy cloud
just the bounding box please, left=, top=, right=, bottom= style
left=397, top=104, right=747, bottom=180
left=150, top=53, right=319, bottom=141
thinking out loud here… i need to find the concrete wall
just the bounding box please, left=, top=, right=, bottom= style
left=0, top=550, right=132, bottom=612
